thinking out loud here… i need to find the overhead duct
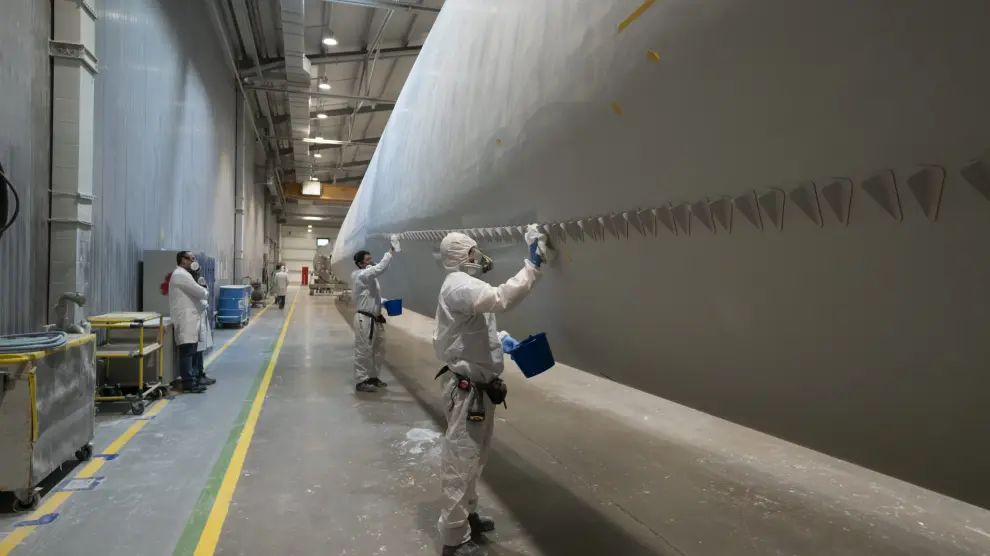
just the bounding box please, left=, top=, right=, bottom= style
left=280, top=0, right=313, bottom=181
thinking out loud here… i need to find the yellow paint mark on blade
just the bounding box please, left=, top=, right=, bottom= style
left=495, top=137, right=502, bottom=146
left=618, top=0, right=656, bottom=33
left=611, top=101, right=623, bottom=116
left=647, top=49, right=660, bottom=62
left=193, top=294, right=299, bottom=556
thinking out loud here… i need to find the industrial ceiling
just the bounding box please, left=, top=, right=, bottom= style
left=210, top=0, right=444, bottom=228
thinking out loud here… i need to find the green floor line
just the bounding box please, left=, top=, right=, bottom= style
left=172, top=334, right=278, bottom=555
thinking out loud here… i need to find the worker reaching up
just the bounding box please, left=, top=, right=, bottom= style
left=350, top=235, right=400, bottom=393
left=433, top=225, right=549, bottom=556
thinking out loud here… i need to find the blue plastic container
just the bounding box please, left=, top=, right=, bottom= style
left=510, top=333, right=555, bottom=378
left=217, top=285, right=251, bottom=326
left=383, top=299, right=403, bottom=316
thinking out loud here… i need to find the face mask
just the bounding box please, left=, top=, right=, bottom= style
left=190, top=261, right=200, bottom=272
left=463, top=250, right=493, bottom=276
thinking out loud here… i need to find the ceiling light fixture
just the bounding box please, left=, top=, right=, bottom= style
left=313, top=153, right=322, bottom=158
left=318, top=77, right=331, bottom=90
left=322, top=33, right=338, bottom=47
left=317, top=113, right=328, bottom=119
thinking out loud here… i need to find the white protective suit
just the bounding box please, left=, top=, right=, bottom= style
left=168, top=266, right=208, bottom=345
left=433, top=233, right=541, bottom=547
left=350, top=251, right=392, bottom=383
left=272, top=270, right=289, bottom=297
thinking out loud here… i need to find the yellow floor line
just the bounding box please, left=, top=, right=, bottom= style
left=0, top=302, right=275, bottom=556
left=193, top=294, right=299, bottom=556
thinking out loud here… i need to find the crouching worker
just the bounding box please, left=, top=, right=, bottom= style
left=350, top=235, right=399, bottom=393
left=433, top=227, right=547, bottom=556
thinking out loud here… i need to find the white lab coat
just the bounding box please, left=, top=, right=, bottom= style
left=272, top=271, right=289, bottom=296
left=432, top=232, right=540, bottom=547
left=197, top=299, right=214, bottom=351
left=168, top=266, right=208, bottom=346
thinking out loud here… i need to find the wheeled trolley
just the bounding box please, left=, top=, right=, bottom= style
left=89, top=312, right=166, bottom=415
left=0, top=335, right=97, bottom=511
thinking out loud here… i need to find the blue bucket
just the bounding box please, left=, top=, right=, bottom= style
left=383, top=299, right=403, bottom=316
left=510, top=333, right=555, bottom=378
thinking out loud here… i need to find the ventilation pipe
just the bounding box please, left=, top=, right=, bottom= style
left=48, top=0, right=98, bottom=326
left=280, top=0, right=313, bottom=181
left=234, top=95, right=247, bottom=282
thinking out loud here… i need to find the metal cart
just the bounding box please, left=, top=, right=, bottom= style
left=0, top=335, right=97, bottom=511
left=89, top=312, right=167, bottom=415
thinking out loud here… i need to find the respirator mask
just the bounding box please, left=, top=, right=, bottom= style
left=190, top=261, right=200, bottom=272
left=463, top=249, right=494, bottom=277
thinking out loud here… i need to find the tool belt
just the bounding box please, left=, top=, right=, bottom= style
left=435, top=366, right=508, bottom=421
left=357, top=311, right=386, bottom=340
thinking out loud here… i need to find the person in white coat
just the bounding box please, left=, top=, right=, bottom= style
left=190, top=266, right=216, bottom=386
left=169, top=251, right=209, bottom=393
left=272, top=264, right=289, bottom=309
left=433, top=228, right=546, bottom=556
left=350, top=245, right=395, bottom=393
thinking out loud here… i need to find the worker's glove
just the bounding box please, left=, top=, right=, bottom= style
left=498, top=330, right=520, bottom=354
left=197, top=277, right=207, bottom=287
left=484, top=378, right=508, bottom=406
left=199, top=299, right=209, bottom=311
left=524, top=224, right=548, bottom=267
left=390, top=234, right=401, bottom=253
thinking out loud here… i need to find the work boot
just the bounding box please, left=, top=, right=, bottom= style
left=355, top=380, right=378, bottom=393
left=198, top=374, right=217, bottom=385
left=468, top=513, right=495, bottom=536
left=182, top=383, right=207, bottom=394
left=368, top=377, right=388, bottom=388
left=441, top=541, right=488, bottom=556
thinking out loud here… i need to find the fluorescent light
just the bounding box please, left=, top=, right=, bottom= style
left=301, top=216, right=324, bottom=221
left=313, top=153, right=322, bottom=158
left=317, top=113, right=328, bottom=119
left=318, top=82, right=331, bottom=90
left=301, top=181, right=321, bottom=196
left=303, top=138, right=350, bottom=145
left=322, top=35, right=338, bottom=46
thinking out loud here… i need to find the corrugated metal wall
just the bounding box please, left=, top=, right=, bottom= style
left=90, top=0, right=240, bottom=312
left=0, top=1, right=52, bottom=335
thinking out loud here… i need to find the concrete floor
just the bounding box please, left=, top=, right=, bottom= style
left=2, top=289, right=989, bottom=555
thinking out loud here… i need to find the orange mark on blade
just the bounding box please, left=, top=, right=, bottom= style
left=618, top=0, right=657, bottom=33
left=611, top=102, right=623, bottom=117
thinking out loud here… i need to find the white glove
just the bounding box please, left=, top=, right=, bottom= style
left=199, top=299, right=209, bottom=310
left=197, top=277, right=207, bottom=286
left=390, top=234, right=401, bottom=253
left=524, top=224, right=556, bottom=264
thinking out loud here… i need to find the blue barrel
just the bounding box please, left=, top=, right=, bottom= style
left=217, top=285, right=251, bottom=325
left=510, top=333, right=555, bottom=378
left=383, top=299, right=403, bottom=316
